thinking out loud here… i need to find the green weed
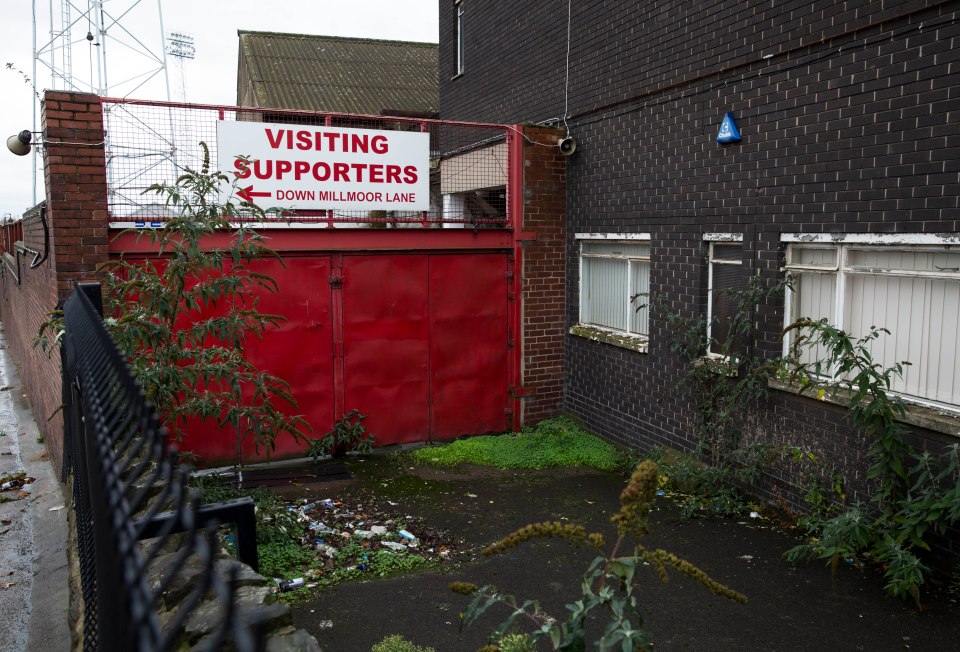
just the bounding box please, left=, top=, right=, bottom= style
left=783, top=319, right=960, bottom=606
left=371, top=634, right=436, bottom=652
left=307, top=408, right=374, bottom=459
left=408, top=418, right=627, bottom=470
left=258, top=540, right=315, bottom=580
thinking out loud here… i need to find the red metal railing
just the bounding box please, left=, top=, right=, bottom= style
left=101, top=98, right=513, bottom=229
left=0, top=219, right=22, bottom=255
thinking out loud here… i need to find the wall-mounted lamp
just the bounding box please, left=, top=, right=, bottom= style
left=6, top=130, right=33, bottom=156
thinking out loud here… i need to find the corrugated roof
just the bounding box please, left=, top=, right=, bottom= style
left=237, top=31, right=438, bottom=115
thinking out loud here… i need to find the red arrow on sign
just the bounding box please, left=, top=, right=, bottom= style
left=237, top=185, right=271, bottom=202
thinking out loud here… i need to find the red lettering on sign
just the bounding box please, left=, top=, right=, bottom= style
left=233, top=158, right=251, bottom=179
left=253, top=160, right=273, bottom=178
left=313, top=162, right=331, bottom=181
left=333, top=162, right=350, bottom=182
left=385, top=165, right=401, bottom=184
left=265, top=129, right=285, bottom=149
left=296, top=131, right=313, bottom=150
left=403, top=166, right=418, bottom=184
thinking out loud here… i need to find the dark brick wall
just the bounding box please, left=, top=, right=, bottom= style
left=0, top=91, right=109, bottom=477
left=440, top=0, right=960, bottom=551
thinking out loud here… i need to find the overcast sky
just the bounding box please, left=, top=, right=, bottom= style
left=0, top=0, right=439, bottom=219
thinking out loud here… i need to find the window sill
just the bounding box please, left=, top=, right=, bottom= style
left=695, top=354, right=738, bottom=377
left=769, top=378, right=960, bottom=438
left=570, top=325, right=648, bottom=353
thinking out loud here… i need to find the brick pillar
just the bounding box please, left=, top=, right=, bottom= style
left=42, top=91, right=110, bottom=302
left=519, top=125, right=567, bottom=424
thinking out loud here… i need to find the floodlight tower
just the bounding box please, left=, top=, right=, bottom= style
left=30, top=0, right=175, bottom=208
left=166, top=32, right=196, bottom=102
left=35, top=0, right=172, bottom=98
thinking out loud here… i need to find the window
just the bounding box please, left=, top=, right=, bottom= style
left=706, top=235, right=748, bottom=356
left=783, top=235, right=960, bottom=409
left=455, top=0, right=465, bottom=76
left=577, top=234, right=650, bottom=343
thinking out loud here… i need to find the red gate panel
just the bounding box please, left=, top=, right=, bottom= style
left=176, top=256, right=334, bottom=465
left=238, top=256, right=335, bottom=463
left=341, top=255, right=430, bottom=445
left=429, top=254, right=510, bottom=437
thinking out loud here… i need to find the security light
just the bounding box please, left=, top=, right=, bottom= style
left=6, top=131, right=33, bottom=156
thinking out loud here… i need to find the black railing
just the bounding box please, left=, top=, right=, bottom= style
left=62, top=282, right=262, bottom=652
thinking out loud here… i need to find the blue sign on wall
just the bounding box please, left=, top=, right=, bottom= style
left=717, top=112, right=742, bottom=144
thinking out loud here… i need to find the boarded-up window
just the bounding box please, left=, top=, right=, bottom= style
left=708, top=242, right=748, bottom=355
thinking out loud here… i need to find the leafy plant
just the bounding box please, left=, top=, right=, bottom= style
left=371, top=635, right=436, bottom=652
left=258, top=539, right=314, bottom=580
left=33, top=309, right=64, bottom=355
left=409, top=417, right=628, bottom=471
left=658, top=276, right=787, bottom=516
left=452, top=461, right=746, bottom=650
left=100, top=144, right=309, bottom=458
left=782, top=447, right=847, bottom=534
left=193, top=473, right=308, bottom=578
left=491, top=633, right=536, bottom=652
left=308, top=408, right=374, bottom=460
left=782, top=318, right=960, bottom=606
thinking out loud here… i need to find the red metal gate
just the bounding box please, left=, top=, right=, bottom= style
left=175, top=250, right=511, bottom=464
left=340, top=252, right=510, bottom=447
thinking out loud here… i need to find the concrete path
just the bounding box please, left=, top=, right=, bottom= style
left=0, top=329, right=70, bottom=652
left=289, top=456, right=960, bottom=651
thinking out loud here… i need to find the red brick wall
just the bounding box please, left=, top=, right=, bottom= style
left=0, top=91, right=109, bottom=477
left=43, top=92, right=110, bottom=299
left=519, top=125, right=566, bottom=424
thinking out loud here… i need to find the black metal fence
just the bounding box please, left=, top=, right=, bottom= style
left=62, top=282, right=262, bottom=652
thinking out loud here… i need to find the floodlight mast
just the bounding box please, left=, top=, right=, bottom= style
left=30, top=0, right=173, bottom=207
left=166, top=32, right=196, bottom=102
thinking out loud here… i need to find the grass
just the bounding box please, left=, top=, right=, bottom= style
left=407, top=418, right=628, bottom=471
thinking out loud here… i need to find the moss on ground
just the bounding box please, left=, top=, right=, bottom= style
left=407, top=418, right=628, bottom=471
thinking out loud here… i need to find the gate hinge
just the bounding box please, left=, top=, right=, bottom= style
left=329, top=276, right=343, bottom=288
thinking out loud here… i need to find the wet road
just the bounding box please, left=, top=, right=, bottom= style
left=0, top=329, right=69, bottom=652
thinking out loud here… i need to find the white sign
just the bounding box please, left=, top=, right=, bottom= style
left=216, top=121, right=430, bottom=211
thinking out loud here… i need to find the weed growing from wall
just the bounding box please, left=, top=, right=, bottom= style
left=782, top=318, right=960, bottom=606
left=658, top=276, right=786, bottom=516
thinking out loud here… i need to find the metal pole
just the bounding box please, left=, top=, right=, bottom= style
left=32, top=0, right=39, bottom=206
left=93, top=0, right=106, bottom=94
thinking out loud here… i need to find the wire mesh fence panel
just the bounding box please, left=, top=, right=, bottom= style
left=103, top=99, right=512, bottom=228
